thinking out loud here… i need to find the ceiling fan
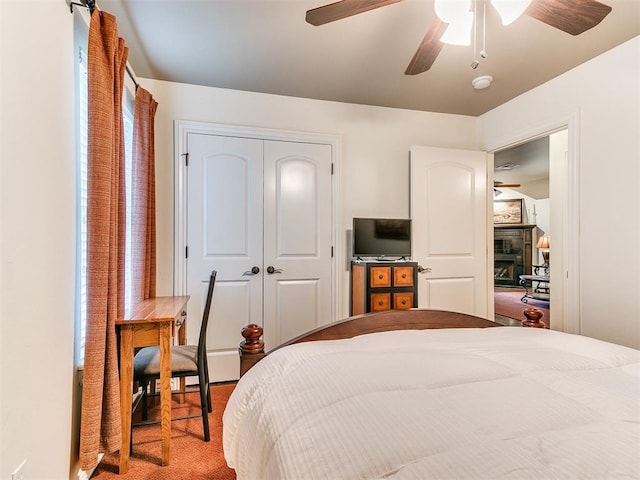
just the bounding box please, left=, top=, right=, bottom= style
left=493, top=180, right=521, bottom=195
left=305, top=0, right=612, bottom=75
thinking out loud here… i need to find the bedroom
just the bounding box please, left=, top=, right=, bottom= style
left=0, top=1, right=638, bottom=479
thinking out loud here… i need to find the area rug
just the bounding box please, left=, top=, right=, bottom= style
left=495, top=287, right=550, bottom=326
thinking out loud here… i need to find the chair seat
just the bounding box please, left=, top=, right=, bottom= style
left=134, top=345, right=198, bottom=378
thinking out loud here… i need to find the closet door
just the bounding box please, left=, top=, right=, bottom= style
left=187, top=133, right=264, bottom=381
left=262, top=141, right=333, bottom=350
left=186, top=133, right=334, bottom=380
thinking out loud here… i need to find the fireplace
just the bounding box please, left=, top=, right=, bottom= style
left=494, top=225, right=535, bottom=287
left=494, top=254, right=521, bottom=286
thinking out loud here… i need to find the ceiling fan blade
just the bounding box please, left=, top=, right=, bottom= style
left=526, top=0, right=612, bottom=36
left=494, top=183, right=522, bottom=188
left=404, top=18, right=447, bottom=75
left=306, top=0, right=402, bottom=26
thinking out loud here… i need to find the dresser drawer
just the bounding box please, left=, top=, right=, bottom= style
left=394, top=266, right=414, bottom=286
left=369, top=267, right=392, bottom=287
left=393, top=292, right=414, bottom=310
left=370, top=293, right=391, bottom=311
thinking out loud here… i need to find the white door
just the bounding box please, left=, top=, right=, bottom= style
left=187, top=133, right=264, bottom=381
left=263, top=141, right=333, bottom=350
left=410, top=145, right=489, bottom=317
left=186, top=133, right=333, bottom=381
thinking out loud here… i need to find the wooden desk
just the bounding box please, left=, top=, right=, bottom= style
left=116, top=295, right=190, bottom=474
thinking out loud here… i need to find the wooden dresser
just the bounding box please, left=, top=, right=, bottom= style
left=350, top=261, right=418, bottom=315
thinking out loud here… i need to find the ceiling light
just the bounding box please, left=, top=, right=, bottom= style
left=490, top=0, right=532, bottom=25
left=435, top=0, right=474, bottom=46
left=472, top=75, right=493, bottom=89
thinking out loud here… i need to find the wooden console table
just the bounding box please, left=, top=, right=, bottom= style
left=116, top=295, right=190, bottom=474
left=350, top=261, right=418, bottom=315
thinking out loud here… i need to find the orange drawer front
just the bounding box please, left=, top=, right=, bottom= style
left=370, top=293, right=391, bottom=311
left=394, top=292, right=414, bottom=310
left=394, top=267, right=414, bottom=286
left=370, top=267, right=392, bottom=287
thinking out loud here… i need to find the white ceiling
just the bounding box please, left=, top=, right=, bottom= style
left=98, top=0, right=639, bottom=116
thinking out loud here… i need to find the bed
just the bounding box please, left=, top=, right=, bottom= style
left=222, top=309, right=640, bottom=480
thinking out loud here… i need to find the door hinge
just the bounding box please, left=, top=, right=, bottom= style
left=181, top=152, right=189, bottom=166
left=331, top=246, right=334, bottom=258
left=185, top=246, right=189, bottom=258
left=331, top=163, right=334, bottom=175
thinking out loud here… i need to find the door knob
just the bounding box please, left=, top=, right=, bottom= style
left=242, top=266, right=260, bottom=276
left=266, top=266, right=282, bottom=274
left=417, top=265, right=432, bottom=274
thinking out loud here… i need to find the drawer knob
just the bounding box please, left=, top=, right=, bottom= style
left=401, top=273, right=407, bottom=279
left=378, top=301, right=384, bottom=306
left=401, top=299, right=407, bottom=305
left=378, top=274, right=383, bottom=279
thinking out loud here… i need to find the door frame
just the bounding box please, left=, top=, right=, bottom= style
left=481, top=110, right=580, bottom=335
left=173, top=120, right=343, bottom=326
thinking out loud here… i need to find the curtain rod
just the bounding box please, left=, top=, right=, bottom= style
left=68, top=0, right=140, bottom=91
left=68, top=0, right=95, bottom=14
left=125, top=65, right=140, bottom=91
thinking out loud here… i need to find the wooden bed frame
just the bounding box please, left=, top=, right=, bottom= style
left=238, top=308, right=548, bottom=376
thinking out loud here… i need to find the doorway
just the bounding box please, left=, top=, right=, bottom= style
left=492, top=130, right=566, bottom=328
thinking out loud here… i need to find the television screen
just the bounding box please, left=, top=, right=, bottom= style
left=352, top=218, right=412, bottom=258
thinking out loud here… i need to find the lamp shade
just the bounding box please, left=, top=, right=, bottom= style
left=435, top=0, right=474, bottom=46
left=536, top=235, right=550, bottom=249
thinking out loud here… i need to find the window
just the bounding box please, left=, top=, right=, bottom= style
left=74, top=21, right=136, bottom=366
left=123, top=88, right=135, bottom=314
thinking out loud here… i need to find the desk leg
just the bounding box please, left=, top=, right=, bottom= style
left=119, top=327, right=133, bottom=474
left=159, top=322, right=172, bottom=466
left=178, top=315, right=186, bottom=403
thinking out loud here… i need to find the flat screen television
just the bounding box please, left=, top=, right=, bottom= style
left=352, top=217, right=412, bottom=259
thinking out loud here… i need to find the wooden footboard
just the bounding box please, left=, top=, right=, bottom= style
left=239, top=308, right=499, bottom=376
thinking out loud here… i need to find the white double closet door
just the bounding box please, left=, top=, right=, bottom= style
left=185, top=132, right=333, bottom=382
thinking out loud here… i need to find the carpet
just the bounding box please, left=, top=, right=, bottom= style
left=494, top=287, right=550, bottom=326
left=92, top=382, right=237, bottom=480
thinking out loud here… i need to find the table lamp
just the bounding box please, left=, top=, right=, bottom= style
left=536, top=235, right=550, bottom=266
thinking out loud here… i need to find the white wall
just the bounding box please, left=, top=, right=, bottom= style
left=479, top=37, right=640, bottom=349
left=142, top=78, right=478, bottom=317
left=1, top=1, right=76, bottom=479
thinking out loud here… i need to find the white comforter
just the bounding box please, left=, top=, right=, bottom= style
left=223, top=327, right=640, bottom=479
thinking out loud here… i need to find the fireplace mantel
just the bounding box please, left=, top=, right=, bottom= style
left=494, top=224, right=536, bottom=230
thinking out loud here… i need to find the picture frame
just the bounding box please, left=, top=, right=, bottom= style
left=493, top=199, right=523, bottom=224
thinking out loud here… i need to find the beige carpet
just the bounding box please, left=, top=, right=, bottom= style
left=93, top=382, right=237, bottom=480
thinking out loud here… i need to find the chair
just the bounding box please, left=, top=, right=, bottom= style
left=133, top=270, right=216, bottom=441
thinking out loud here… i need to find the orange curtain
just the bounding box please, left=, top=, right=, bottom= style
left=79, top=9, right=127, bottom=471
left=131, top=87, right=158, bottom=303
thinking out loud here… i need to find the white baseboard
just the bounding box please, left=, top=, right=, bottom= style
left=76, top=453, right=104, bottom=480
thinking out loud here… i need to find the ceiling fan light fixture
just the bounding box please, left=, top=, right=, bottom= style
left=490, top=0, right=532, bottom=26
left=440, top=15, right=474, bottom=45
left=435, top=0, right=474, bottom=46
